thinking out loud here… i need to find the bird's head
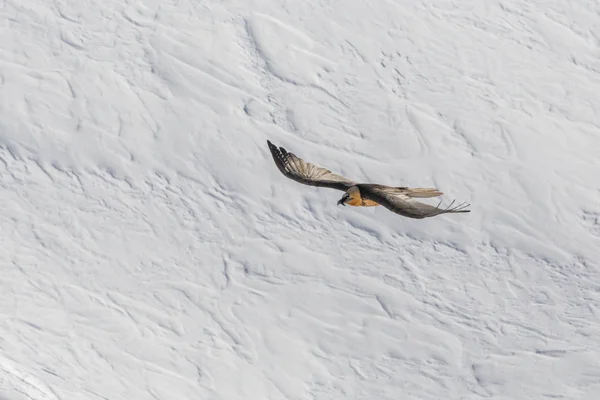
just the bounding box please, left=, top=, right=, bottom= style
left=337, top=193, right=350, bottom=206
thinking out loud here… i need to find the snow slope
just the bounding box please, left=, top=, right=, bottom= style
left=2, top=0, right=600, bottom=398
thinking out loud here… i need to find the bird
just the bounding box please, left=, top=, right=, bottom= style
left=266, top=140, right=471, bottom=219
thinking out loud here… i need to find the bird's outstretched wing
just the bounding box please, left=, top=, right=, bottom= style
left=267, top=140, right=356, bottom=191
left=360, top=184, right=471, bottom=219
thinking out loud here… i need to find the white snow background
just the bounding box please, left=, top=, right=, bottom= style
left=1, top=0, right=600, bottom=399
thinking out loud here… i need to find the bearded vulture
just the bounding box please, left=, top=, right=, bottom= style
left=267, top=140, right=470, bottom=219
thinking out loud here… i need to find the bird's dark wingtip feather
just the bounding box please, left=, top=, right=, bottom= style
left=266, top=140, right=290, bottom=176
left=267, top=140, right=281, bottom=158
left=266, top=140, right=288, bottom=158
left=453, top=202, right=471, bottom=213
left=439, top=200, right=472, bottom=214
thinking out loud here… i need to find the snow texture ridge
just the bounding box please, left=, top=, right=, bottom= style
left=1, top=0, right=600, bottom=399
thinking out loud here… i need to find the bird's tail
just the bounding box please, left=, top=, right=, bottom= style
left=404, top=188, right=443, bottom=198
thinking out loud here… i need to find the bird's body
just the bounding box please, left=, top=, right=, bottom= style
left=266, top=140, right=470, bottom=219
left=344, top=186, right=379, bottom=207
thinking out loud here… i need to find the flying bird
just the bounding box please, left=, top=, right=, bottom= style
left=267, top=140, right=470, bottom=219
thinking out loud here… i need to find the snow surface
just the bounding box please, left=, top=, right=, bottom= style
left=2, top=0, right=600, bottom=398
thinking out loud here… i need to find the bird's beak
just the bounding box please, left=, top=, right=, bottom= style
left=337, top=199, right=345, bottom=206
left=337, top=195, right=347, bottom=206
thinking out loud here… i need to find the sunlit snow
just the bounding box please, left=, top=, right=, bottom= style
left=1, top=0, right=600, bottom=399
